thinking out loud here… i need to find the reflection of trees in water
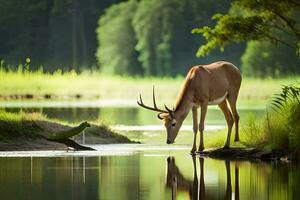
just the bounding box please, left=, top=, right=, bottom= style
left=0, top=157, right=100, bottom=199
left=99, top=107, right=139, bottom=125
left=4, top=107, right=265, bottom=126
left=99, top=155, right=141, bottom=200
left=4, top=107, right=140, bottom=124
left=44, top=107, right=100, bottom=123
left=4, top=107, right=100, bottom=123
left=166, top=156, right=240, bottom=200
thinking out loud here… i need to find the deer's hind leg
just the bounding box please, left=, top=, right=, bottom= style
left=227, top=89, right=240, bottom=141
left=191, top=107, right=198, bottom=154
left=218, top=100, right=234, bottom=148
left=198, top=102, right=208, bottom=152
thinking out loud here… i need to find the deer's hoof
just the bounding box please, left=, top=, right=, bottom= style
left=197, top=147, right=204, bottom=152
left=190, top=149, right=196, bottom=155
left=196, top=150, right=204, bottom=156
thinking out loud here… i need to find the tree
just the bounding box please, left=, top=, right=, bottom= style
left=192, top=0, right=300, bottom=57
left=96, top=0, right=142, bottom=75
left=132, top=0, right=184, bottom=76
left=0, top=0, right=52, bottom=68
left=242, top=39, right=300, bottom=77
left=48, top=0, right=120, bottom=71
left=0, top=0, right=121, bottom=71
left=132, top=0, right=235, bottom=76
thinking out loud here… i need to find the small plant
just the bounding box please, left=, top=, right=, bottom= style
left=268, top=83, right=300, bottom=151
left=271, top=83, right=300, bottom=110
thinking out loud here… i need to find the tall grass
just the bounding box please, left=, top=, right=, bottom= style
left=242, top=83, right=300, bottom=152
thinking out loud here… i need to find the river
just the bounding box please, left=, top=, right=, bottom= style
left=0, top=105, right=299, bottom=200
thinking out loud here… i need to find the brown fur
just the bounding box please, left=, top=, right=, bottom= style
left=165, top=61, right=242, bottom=151
left=138, top=61, right=242, bottom=151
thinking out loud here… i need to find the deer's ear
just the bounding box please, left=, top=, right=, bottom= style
left=157, top=113, right=168, bottom=120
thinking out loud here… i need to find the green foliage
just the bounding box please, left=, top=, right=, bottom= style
left=192, top=15, right=267, bottom=56
left=269, top=84, right=300, bottom=149
left=242, top=83, right=300, bottom=151
left=271, top=84, right=300, bottom=110
left=97, top=0, right=240, bottom=76
left=132, top=0, right=184, bottom=76
left=193, top=0, right=300, bottom=57
left=96, top=0, right=141, bottom=75
left=241, top=40, right=300, bottom=77
left=241, top=114, right=266, bottom=148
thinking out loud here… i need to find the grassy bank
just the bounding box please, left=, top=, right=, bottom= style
left=0, top=109, right=134, bottom=150
left=0, top=68, right=299, bottom=105
left=205, top=84, right=300, bottom=160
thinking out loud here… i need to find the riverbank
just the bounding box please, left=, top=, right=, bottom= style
left=202, top=147, right=299, bottom=162
left=0, top=110, right=136, bottom=151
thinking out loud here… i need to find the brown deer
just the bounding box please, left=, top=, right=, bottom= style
left=137, top=61, right=242, bottom=153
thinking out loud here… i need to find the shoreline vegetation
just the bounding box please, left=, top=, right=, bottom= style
left=0, top=110, right=136, bottom=151
left=0, top=66, right=299, bottom=105
left=206, top=84, right=300, bottom=161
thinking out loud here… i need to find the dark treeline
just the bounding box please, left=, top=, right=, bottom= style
left=0, top=0, right=122, bottom=71
left=96, top=0, right=246, bottom=76
left=0, top=0, right=299, bottom=76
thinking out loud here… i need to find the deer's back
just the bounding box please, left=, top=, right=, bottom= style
left=190, top=61, right=241, bottom=102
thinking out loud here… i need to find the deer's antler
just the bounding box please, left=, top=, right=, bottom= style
left=137, top=86, right=168, bottom=113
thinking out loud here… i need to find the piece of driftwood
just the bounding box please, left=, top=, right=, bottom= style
left=47, top=121, right=90, bottom=140
left=46, top=121, right=94, bottom=150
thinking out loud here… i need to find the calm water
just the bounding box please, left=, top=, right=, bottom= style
left=1, top=106, right=299, bottom=200
left=4, top=106, right=265, bottom=125
left=0, top=145, right=299, bottom=200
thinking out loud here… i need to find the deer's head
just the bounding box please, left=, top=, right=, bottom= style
left=137, top=87, right=182, bottom=144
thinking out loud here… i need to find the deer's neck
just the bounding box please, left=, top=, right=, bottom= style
left=174, top=74, right=195, bottom=121
left=174, top=92, right=194, bottom=121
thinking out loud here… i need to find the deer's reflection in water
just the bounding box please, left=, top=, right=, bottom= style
left=166, top=156, right=240, bottom=200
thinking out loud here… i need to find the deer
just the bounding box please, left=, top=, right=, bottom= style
left=137, top=61, right=242, bottom=153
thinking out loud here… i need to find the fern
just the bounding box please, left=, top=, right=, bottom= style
left=271, top=83, right=300, bottom=111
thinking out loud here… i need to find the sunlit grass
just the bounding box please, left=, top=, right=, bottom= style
left=0, top=66, right=299, bottom=105
left=0, top=109, right=46, bottom=122
left=204, top=129, right=246, bottom=149
left=0, top=109, right=46, bottom=139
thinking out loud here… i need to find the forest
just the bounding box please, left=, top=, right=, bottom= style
left=0, top=0, right=299, bottom=77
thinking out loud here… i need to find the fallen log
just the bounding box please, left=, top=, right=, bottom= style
left=47, top=121, right=91, bottom=140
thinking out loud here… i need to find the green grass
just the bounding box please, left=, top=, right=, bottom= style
left=0, top=109, right=46, bottom=122
left=237, top=84, right=300, bottom=153
left=204, top=103, right=300, bottom=153
left=0, top=67, right=299, bottom=105
left=0, top=109, right=133, bottom=144
left=0, top=109, right=46, bottom=139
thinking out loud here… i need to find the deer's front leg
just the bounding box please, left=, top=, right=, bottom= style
left=198, top=102, right=208, bottom=152
left=191, top=107, right=198, bottom=154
